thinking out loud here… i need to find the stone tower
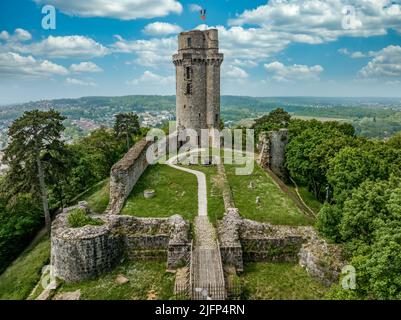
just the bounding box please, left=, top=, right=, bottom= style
left=173, top=29, right=224, bottom=135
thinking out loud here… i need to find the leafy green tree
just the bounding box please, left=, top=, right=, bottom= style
left=286, top=126, right=355, bottom=201
left=3, top=110, right=66, bottom=233
left=114, top=112, right=140, bottom=151
left=327, top=142, right=401, bottom=204
left=253, top=108, right=291, bottom=137
left=340, top=177, right=401, bottom=243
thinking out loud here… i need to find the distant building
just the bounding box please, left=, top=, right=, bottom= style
left=173, top=29, right=224, bottom=136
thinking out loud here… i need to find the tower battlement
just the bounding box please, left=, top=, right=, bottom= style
left=173, top=29, right=224, bottom=134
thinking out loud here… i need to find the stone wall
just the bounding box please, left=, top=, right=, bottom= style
left=107, top=138, right=152, bottom=215
left=52, top=204, right=191, bottom=283
left=258, top=129, right=289, bottom=180
left=217, top=211, right=345, bottom=286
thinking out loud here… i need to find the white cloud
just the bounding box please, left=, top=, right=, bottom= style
left=264, top=61, right=324, bottom=82
left=231, top=59, right=258, bottom=68
left=70, top=61, right=103, bottom=73
left=0, top=52, right=69, bottom=79
left=222, top=65, right=249, bottom=80
left=189, top=4, right=202, bottom=12
left=66, top=77, right=97, bottom=86
left=127, top=70, right=174, bottom=85
left=338, top=48, right=366, bottom=58
left=33, top=0, right=183, bottom=20
left=0, top=31, right=9, bottom=41
left=143, top=22, right=182, bottom=36
left=112, top=35, right=176, bottom=67
left=8, top=35, right=109, bottom=59
left=13, top=28, right=32, bottom=41
left=0, top=28, right=32, bottom=42
left=227, top=0, right=401, bottom=51
left=359, top=45, right=401, bottom=79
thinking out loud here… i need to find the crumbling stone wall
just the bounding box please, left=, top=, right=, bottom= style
left=258, top=129, right=289, bottom=180
left=107, top=138, right=152, bottom=215
left=52, top=205, right=191, bottom=283
left=218, top=209, right=243, bottom=272
left=217, top=211, right=345, bottom=285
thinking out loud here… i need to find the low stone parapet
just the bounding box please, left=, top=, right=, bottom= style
left=51, top=204, right=191, bottom=283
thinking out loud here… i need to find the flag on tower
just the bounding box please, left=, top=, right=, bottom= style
left=200, top=9, right=206, bottom=21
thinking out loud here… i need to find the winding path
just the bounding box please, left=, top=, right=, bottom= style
left=166, top=149, right=226, bottom=300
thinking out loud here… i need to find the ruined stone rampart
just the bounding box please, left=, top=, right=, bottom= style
left=107, top=138, right=152, bottom=215
left=51, top=205, right=190, bottom=283
left=217, top=211, right=345, bottom=286
left=258, top=129, right=289, bottom=180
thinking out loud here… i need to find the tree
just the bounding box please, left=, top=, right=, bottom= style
left=286, top=125, right=355, bottom=201
left=114, top=112, right=140, bottom=151
left=253, top=108, right=291, bottom=137
left=3, top=110, right=66, bottom=233
left=327, top=142, right=401, bottom=204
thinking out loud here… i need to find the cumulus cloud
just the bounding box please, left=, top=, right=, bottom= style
left=0, top=52, right=68, bottom=79
left=338, top=48, right=367, bottom=58
left=112, top=35, right=176, bottom=67
left=359, top=45, right=401, bottom=79
left=264, top=61, right=324, bottom=82
left=70, top=61, right=103, bottom=73
left=33, top=0, right=183, bottom=20
left=127, top=70, right=174, bottom=85
left=8, top=35, right=109, bottom=59
left=66, top=77, right=97, bottom=86
left=143, top=22, right=182, bottom=36
left=222, top=65, right=249, bottom=81
left=230, top=0, right=401, bottom=38
left=0, top=28, right=32, bottom=42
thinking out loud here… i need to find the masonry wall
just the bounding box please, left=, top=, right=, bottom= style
left=258, top=129, right=289, bottom=181
left=51, top=206, right=191, bottom=283
left=107, top=138, right=152, bottom=215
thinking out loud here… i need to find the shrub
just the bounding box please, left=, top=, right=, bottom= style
left=67, top=208, right=104, bottom=228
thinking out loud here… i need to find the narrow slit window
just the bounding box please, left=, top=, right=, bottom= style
left=186, top=67, right=192, bottom=80
left=187, top=37, right=192, bottom=47
left=215, top=113, right=219, bottom=122
left=186, top=83, right=192, bottom=95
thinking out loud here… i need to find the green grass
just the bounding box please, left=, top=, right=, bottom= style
left=241, top=262, right=328, bottom=300
left=225, top=162, right=313, bottom=226
left=67, top=208, right=104, bottom=228
left=0, top=236, right=50, bottom=300
left=79, top=179, right=110, bottom=214
left=297, top=186, right=323, bottom=214
left=57, top=260, right=175, bottom=300
left=122, top=164, right=198, bottom=221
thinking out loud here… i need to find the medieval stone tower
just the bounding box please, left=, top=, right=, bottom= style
left=173, top=29, right=224, bottom=135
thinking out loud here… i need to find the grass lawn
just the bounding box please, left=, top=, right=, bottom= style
left=241, top=262, right=328, bottom=300
left=0, top=236, right=50, bottom=300
left=79, top=179, right=110, bottom=213
left=121, top=164, right=198, bottom=221
left=225, top=162, right=314, bottom=226
left=297, top=186, right=323, bottom=214
left=57, top=260, right=175, bottom=300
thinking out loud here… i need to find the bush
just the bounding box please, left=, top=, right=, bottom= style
left=67, top=208, right=104, bottom=228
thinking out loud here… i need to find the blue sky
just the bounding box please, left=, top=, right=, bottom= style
left=0, top=0, right=401, bottom=104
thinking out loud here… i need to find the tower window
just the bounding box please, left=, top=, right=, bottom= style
left=183, top=104, right=186, bottom=109
left=185, top=67, right=192, bottom=80
left=187, top=37, right=192, bottom=47
left=199, top=113, right=201, bottom=118
left=186, top=82, right=192, bottom=95
left=215, top=113, right=219, bottom=122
